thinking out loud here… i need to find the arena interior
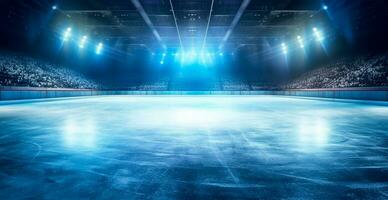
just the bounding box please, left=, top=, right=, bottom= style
left=0, top=0, right=388, bottom=199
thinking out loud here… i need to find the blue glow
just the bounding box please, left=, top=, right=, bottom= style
left=79, top=35, right=88, bottom=49
left=313, top=27, right=324, bottom=42
left=323, top=5, right=328, bottom=10
left=63, top=27, right=72, bottom=42
left=159, top=52, right=167, bottom=64
left=96, top=43, right=103, bottom=54
left=52, top=5, right=58, bottom=10
left=189, top=51, right=196, bottom=60
left=297, top=35, right=305, bottom=49
left=281, top=43, right=288, bottom=54
left=152, top=49, right=222, bottom=66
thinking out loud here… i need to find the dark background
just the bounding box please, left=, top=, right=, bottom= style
left=0, top=0, right=387, bottom=86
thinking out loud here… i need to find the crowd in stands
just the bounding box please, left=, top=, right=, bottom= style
left=0, top=52, right=98, bottom=89
left=221, top=76, right=250, bottom=91
left=250, top=83, right=277, bottom=90
left=1, top=51, right=387, bottom=90
left=137, top=80, right=169, bottom=91
left=284, top=54, right=388, bottom=89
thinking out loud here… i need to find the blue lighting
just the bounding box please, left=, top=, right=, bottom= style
left=189, top=51, right=197, bottom=59
left=297, top=35, right=305, bottom=49
left=79, top=35, right=88, bottom=49
left=281, top=43, right=288, bottom=54
left=323, top=5, right=328, bottom=10
left=63, top=27, right=72, bottom=42
left=96, top=43, right=103, bottom=54
left=159, top=52, right=167, bottom=64
left=158, top=49, right=220, bottom=66
left=313, top=27, right=324, bottom=42
left=52, top=5, right=58, bottom=10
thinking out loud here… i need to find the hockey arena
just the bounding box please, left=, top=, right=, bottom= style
left=0, top=0, right=387, bottom=199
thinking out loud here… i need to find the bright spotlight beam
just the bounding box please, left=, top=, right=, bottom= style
left=201, top=0, right=215, bottom=52
left=63, top=27, right=72, bottom=42
left=168, top=0, right=184, bottom=51
left=79, top=35, right=88, bottom=49
left=130, top=0, right=166, bottom=50
left=219, top=0, right=251, bottom=50
left=313, top=27, right=324, bottom=42
left=297, top=35, right=305, bottom=48
left=281, top=43, right=288, bottom=54
left=96, top=42, right=103, bottom=54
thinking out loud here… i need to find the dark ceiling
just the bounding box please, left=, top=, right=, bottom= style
left=51, top=0, right=325, bottom=52
left=1, top=0, right=387, bottom=55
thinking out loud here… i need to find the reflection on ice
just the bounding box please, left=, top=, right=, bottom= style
left=125, top=108, right=240, bottom=129
left=297, top=117, right=330, bottom=152
left=0, top=96, right=387, bottom=199
left=63, top=117, right=97, bottom=149
left=171, top=109, right=214, bottom=125
left=167, top=109, right=230, bottom=128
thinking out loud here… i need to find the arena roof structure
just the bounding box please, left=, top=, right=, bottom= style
left=52, top=0, right=326, bottom=52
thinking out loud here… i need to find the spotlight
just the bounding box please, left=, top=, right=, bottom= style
left=180, top=52, right=186, bottom=63
left=297, top=35, right=305, bottom=48
left=52, top=5, right=58, bottom=10
left=96, top=42, right=103, bottom=54
left=63, top=27, right=72, bottom=42
left=313, top=28, right=324, bottom=42
left=162, top=53, right=166, bottom=57
left=281, top=43, right=288, bottom=54
left=79, top=35, right=88, bottom=49
left=323, top=5, right=328, bottom=10
left=160, top=60, right=164, bottom=65
left=188, top=51, right=196, bottom=60
left=219, top=52, right=224, bottom=56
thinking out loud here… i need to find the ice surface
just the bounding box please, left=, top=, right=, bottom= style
left=0, top=96, right=387, bottom=199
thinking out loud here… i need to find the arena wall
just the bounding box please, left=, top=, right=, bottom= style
left=272, top=88, right=388, bottom=101
left=1, top=87, right=387, bottom=101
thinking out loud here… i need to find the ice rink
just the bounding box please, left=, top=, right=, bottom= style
left=0, top=96, right=387, bottom=199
